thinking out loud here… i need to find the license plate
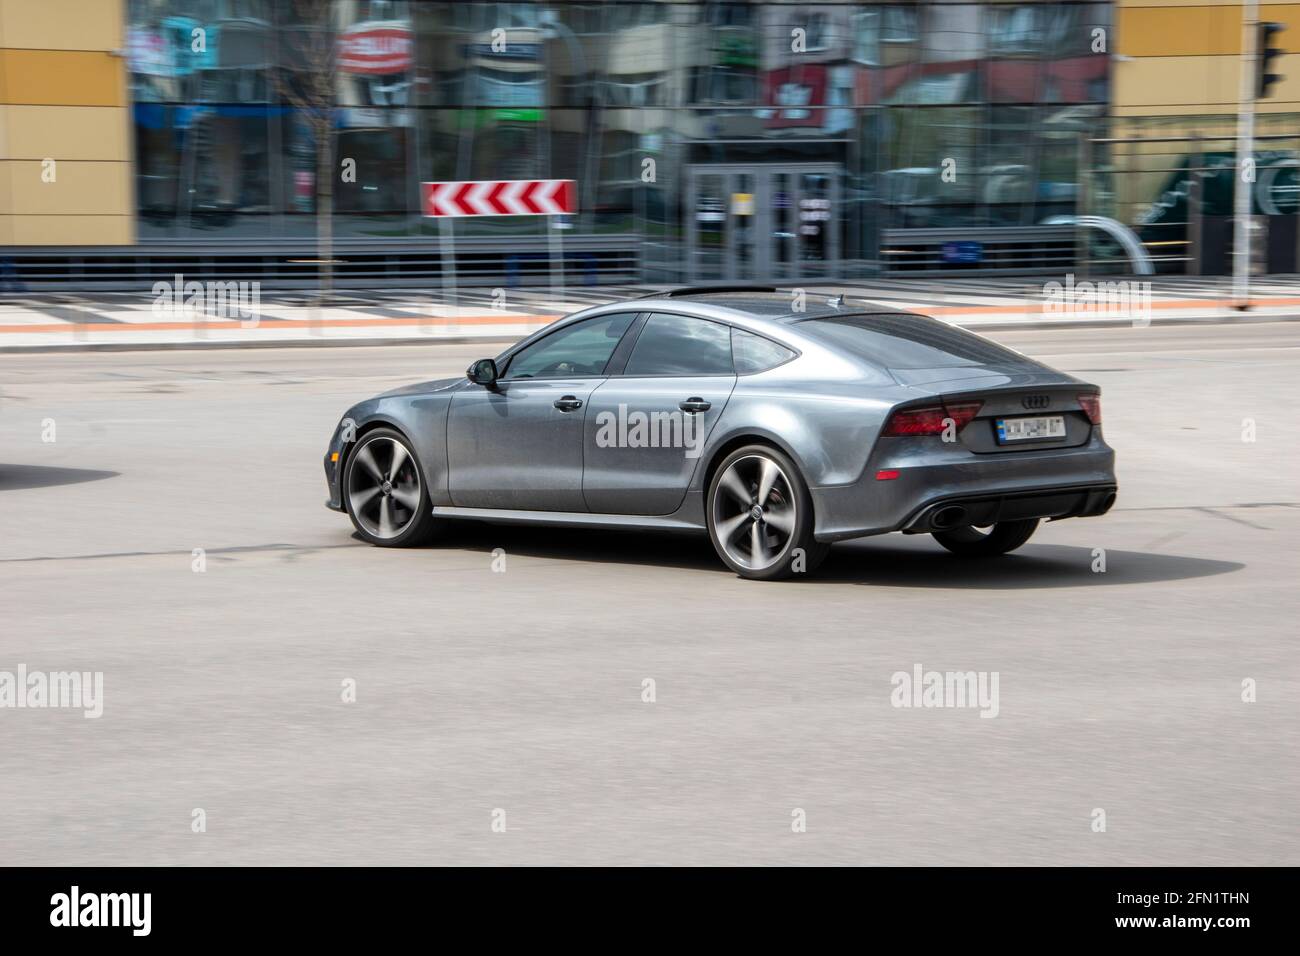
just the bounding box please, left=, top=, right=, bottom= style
left=996, top=415, right=1065, bottom=443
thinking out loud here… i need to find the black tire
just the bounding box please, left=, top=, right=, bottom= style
left=706, top=443, right=828, bottom=580
left=342, top=427, right=438, bottom=547
left=932, top=518, right=1039, bottom=557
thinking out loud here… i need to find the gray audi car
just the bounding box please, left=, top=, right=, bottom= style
left=324, top=288, right=1116, bottom=580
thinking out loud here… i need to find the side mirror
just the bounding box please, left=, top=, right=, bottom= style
left=466, top=358, right=499, bottom=387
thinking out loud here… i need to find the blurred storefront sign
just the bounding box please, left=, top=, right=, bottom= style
left=341, top=108, right=413, bottom=129
left=468, top=108, right=545, bottom=128
left=942, top=241, right=984, bottom=265
left=461, top=42, right=542, bottom=61
left=127, top=27, right=171, bottom=77
left=761, top=66, right=827, bottom=128
left=338, top=22, right=413, bottom=75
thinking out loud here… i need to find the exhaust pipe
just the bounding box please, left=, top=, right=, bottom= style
left=931, top=505, right=967, bottom=529
left=1098, top=492, right=1117, bottom=515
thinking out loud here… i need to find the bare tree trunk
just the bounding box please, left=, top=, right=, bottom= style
left=317, top=115, right=333, bottom=303
left=278, top=0, right=337, bottom=308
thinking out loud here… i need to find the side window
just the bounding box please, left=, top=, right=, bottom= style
left=503, top=313, right=635, bottom=379
left=732, top=328, right=796, bottom=374
left=623, top=313, right=734, bottom=376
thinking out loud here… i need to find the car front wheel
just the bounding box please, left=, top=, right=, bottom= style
left=343, top=427, right=438, bottom=547
left=706, top=444, right=827, bottom=580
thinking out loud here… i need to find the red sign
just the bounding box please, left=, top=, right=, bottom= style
left=762, top=65, right=828, bottom=128
left=338, top=23, right=413, bottom=74
left=421, top=180, right=577, bottom=217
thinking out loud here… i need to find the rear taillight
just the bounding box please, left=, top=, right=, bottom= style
left=882, top=400, right=983, bottom=437
left=1078, top=393, right=1102, bottom=425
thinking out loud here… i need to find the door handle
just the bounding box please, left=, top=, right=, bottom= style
left=679, top=397, right=711, bottom=413
left=553, top=396, right=583, bottom=411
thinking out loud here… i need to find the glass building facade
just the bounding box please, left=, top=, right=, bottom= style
left=125, top=0, right=1113, bottom=280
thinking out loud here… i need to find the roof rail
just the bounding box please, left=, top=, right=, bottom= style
left=636, top=284, right=779, bottom=299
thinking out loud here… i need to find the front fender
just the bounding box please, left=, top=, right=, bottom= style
left=326, top=390, right=458, bottom=510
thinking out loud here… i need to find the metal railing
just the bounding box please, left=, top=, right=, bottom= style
left=0, top=236, right=642, bottom=291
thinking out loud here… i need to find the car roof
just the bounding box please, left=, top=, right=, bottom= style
left=631, top=290, right=918, bottom=324
left=498, top=290, right=931, bottom=366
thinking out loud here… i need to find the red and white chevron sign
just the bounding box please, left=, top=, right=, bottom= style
left=421, top=179, right=577, bottom=217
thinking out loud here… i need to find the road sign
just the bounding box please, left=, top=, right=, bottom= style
left=942, top=240, right=983, bottom=264
left=421, top=179, right=576, bottom=217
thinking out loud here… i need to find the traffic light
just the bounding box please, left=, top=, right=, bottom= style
left=1256, top=22, right=1286, bottom=99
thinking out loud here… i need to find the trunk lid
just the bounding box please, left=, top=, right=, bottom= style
left=936, top=383, right=1097, bottom=453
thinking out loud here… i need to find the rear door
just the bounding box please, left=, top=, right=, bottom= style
left=583, top=312, right=737, bottom=515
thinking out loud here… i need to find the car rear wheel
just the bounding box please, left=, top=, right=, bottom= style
left=343, top=428, right=438, bottom=547
left=932, top=519, right=1039, bottom=557
left=707, top=445, right=828, bottom=580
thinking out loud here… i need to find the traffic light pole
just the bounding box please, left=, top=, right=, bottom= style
left=1232, top=0, right=1259, bottom=309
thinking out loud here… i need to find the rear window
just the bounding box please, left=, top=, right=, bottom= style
left=731, top=328, right=795, bottom=373
left=797, top=313, right=1021, bottom=369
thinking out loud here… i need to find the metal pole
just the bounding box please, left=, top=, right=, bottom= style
left=1187, top=134, right=1202, bottom=276
left=549, top=214, right=564, bottom=309
left=1233, top=0, right=1260, bottom=308
left=439, top=215, right=457, bottom=336
left=1076, top=134, right=1091, bottom=280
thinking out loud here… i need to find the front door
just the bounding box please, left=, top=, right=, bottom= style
left=446, top=311, right=637, bottom=511
left=447, top=377, right=601, bottom=511
left=686, top=164, right=841, bottom=282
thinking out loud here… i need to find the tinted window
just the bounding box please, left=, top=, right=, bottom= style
left=624, top=313, right=733, bottom=376
left=504, top=313, right=635, bottom=379
left=732, top=328, right=796, bottom=373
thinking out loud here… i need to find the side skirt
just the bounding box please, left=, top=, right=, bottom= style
left=431, top=506, right=705, bottom=534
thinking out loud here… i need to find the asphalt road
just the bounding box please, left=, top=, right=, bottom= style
left=1, top=322, right=1297, bottom=865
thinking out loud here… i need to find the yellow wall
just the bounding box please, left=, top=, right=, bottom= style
left=0, top=0, right=132, bottom=246
left=1115, top=1, right=1300, bottom=114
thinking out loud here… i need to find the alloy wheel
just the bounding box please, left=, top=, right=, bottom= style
left=346, top=435, right=423, bottom=540
left=711, top=454, right=797, bottom=571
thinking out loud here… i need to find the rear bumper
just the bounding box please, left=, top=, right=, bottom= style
left=901, top=483, right=1116, bottom=533
left=810, top=431, right=1117, bottom=541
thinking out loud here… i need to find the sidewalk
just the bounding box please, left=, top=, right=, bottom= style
left=3, top=277, right=1299, bottom=350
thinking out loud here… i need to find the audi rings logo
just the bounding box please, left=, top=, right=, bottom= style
left=1021, top=394, right=1050, bottom=410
